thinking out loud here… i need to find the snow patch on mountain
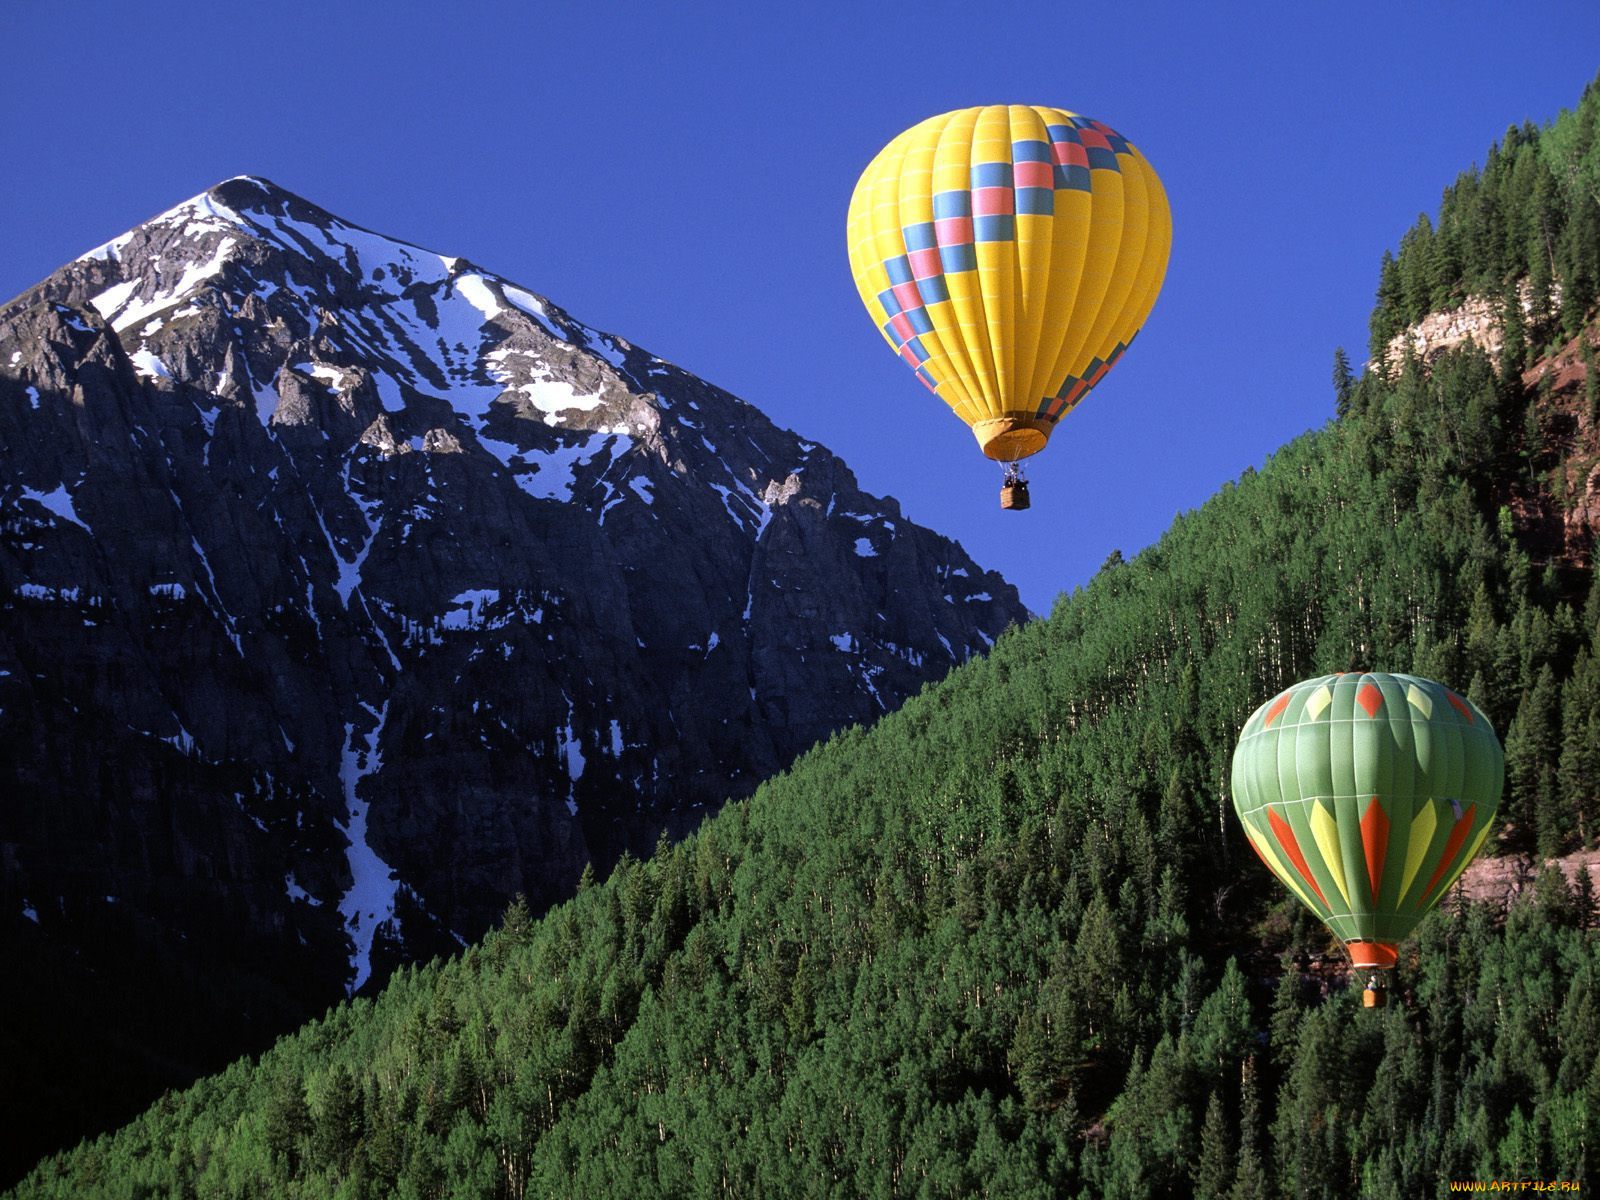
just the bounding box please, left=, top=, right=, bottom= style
left=338, top=702, right=398, bottom=994
left=454, top=274, right=506, bottom=322
left=129, top=349, right=170, bottom=380
left=501, top=285, right=564, bottom=339
left=443, top=589, right=505, bottom=630
left=90, top=237, right=237, bottom=334
left=489, top=430, right=624, bottom=502
left=21, top=485, right=89, bottom=532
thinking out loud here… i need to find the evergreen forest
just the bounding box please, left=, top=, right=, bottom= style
left=11, top=77, right=1600, bottom=1200
left=1369, top=75, right=1600, bottom=364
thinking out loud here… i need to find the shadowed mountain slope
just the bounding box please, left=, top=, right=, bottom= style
left=0, top=177, right=1025, bottom=1183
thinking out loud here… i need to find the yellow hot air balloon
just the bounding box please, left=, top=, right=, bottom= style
left=847, top=105, right=1171, bottom=507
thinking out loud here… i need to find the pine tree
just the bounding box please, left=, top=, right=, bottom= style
left=1399, top=215, right=1435, bottom=322
left=1425, top=220, right=1461, bottom=310
left=1500, top=286, right=1529, bottom=377
left=1268, top=957, right=1305, bottom=1074
left=1584, top=337, right=1600, bottom=431
left=1333, top=347, right=1355, bottom=419
left=1505, top=664, right=1563, bottom=853
left=1157, top=767, right=1194, bottom=870
left=1371, top=250, right=1405, bottom=363
left=499, top=892, right=533, bottom=945
left=1192, top=959, right=1253, bottom=1081
left=1194, top=1089, right=1234, bottom=1200
left=1273, top=1007, right=1355, bottom=1199
left=1523, top=395, right=1545, bottom=471
left=1528, top=175, right=1559, bottom=336
left=312, top=1065, right=365, bottom=1173
left=263, top=1074, right=311, bottom=1174
left=1071, top=888, right=1126, bottom=1052
left=1231, top=1056, right=1269, bottom=1200
left=1558, top=646, right=1599, bottom=846
left=1147, top=863, right=1190, bottom=952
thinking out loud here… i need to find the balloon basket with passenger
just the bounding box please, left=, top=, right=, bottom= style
left=999, top=462, right=1030, bottom=510
left=1350, top=940, right=1397, bottom=1009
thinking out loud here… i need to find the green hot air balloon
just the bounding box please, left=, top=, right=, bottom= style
left=1231, top=673, right=1503, bottom=1001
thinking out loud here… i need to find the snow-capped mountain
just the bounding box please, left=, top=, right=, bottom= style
left=0, top=175, right=1025, bottom=1168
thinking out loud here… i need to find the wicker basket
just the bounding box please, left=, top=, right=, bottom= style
left=1000, top=482, right=1031, bottom=511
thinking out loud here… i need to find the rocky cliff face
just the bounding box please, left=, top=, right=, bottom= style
left=1520, top=326, right=1600, bottom=570
left=1379, top=281, right=1560, bottom=367
left=1377, top=287, right=1598, bottom=572
left=1382, top=292, right=1509, bottom=365
left=0, top=177, right=1027, bottom=1175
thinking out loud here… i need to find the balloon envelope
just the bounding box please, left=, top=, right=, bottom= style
left=1230, top=673, right=1503, bottom=967
left=846, top=105, right=1171, bottom=462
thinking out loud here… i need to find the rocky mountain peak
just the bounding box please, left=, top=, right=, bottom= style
left=1, top=176, right=1026, bottom=1164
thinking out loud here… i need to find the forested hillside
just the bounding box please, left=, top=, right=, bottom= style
left=1370, top=73, right=1600, bottom=363
left=12, top=83, right=1600, bottom=1200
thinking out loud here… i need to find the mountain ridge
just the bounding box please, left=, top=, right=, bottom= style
left=0, top=174, right=1026, bottom=1181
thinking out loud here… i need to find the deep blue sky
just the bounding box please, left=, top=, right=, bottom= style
left=4, top=4, right=1599, bottom=614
